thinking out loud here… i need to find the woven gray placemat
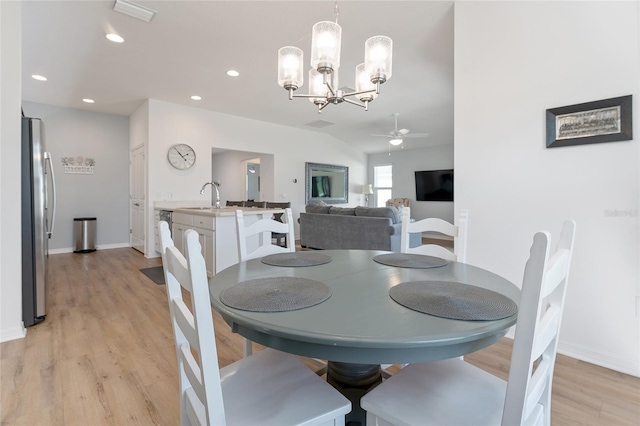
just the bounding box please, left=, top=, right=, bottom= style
left=220, top=277, right=332, bottom=312
left=373, top=253, right=448, bottom=269
left=261, top=252, right=332, bottom=267
left=389, top=281, right=518, bottom=321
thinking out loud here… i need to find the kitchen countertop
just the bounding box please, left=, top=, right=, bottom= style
left=154, top=200, right=210, bottom=211
left=174, top=207, right=284, bottom=217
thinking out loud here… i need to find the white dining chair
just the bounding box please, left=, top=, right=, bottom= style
left=362, top=220, right=576, bottom=426
left=400, top=207, right=468, bottom=263
left=236, top=209, right=296, bottom=357
left=235, top=208, right=295, bottom=357
left=158, top=222, right=351, bottom=426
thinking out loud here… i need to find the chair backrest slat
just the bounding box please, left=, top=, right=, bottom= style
left=172, top=298, right=199, bottom=352
left=165, top=245, right=192, bottom=292
left=541, top=249, right=570, bottom=297
left=523, top=355, right=552, bottom=421
left=179, top=343, right=206, bottom=403
left=236, top=208, right=295, bottom=261
left=400, top=208, right=468, bottom=262
left=531, top=305, right=560, bottom=360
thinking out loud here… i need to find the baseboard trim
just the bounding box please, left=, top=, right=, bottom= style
left=502, top=330, right=639, bottom=377
left=557, top=341, right=640, bottom=378
left=49, top=242, right=130, bottom=254
left=0, top=324, right=27, bottom=343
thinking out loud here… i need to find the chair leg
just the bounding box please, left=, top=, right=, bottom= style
left=243, top=338, right=252, bottom=358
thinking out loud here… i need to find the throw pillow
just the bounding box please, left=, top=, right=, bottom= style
left=306, top=204, right=331, bottom=214
left=329, top=206, right=356, bottom=215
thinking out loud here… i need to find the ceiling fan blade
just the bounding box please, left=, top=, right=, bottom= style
left=404, top=133, right=430, bottom=138
left=370, top=134, right=392, bottom=138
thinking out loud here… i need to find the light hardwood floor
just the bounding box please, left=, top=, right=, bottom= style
left=1, top=248, right=638, bottom=425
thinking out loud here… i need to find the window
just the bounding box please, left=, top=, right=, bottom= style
left=374, top=165, right=392, bottom=207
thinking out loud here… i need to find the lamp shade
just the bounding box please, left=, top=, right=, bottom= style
left=389, top=138, right=403, bottom=146
left=365, top=36, right=392, bottom=83
left=278, top=46, right=304, bottom=90
left=311, top=21, right=341, bottom=72
left=362, top=184, right=374, bottom=195
left=355, top=63, right=377, bottom=102
left=308, top=69, right=326, bottom=104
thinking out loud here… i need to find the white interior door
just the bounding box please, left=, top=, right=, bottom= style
left=130, top=147, right=145, bottom=253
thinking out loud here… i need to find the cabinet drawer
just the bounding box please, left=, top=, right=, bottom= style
left=193, top=215, right=214, bottom=230
left=173, top=212, right=193, bottom=226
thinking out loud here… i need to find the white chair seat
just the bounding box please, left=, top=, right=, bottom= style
left=363, top=358, right=506, bottom=426
left=221, top=348, right=349, bottom=425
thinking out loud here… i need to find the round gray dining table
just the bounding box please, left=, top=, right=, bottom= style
left=209, top=249, right=519, bottom=425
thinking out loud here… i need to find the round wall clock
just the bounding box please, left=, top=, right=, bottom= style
left=167, top=143, right=196, bottom=170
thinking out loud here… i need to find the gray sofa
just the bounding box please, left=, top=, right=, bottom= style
left=299, top=205, right=420, bottom=251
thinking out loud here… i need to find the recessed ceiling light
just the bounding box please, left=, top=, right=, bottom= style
left=226, top=70, right=240, bottom=77
left=31, top=75, right=47, bottom=81
left=82, top=98, right=95, bottom=104
left=106, top=33, right=125, bottom=43
left=191, top=95, right=202, bottom=101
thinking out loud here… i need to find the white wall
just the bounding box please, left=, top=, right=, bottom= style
left=368, top=144, right=454, bottom=222
left=0, top=1, right=26, bottom=342
left=139, top=99, right=367, bottom=257
left=455, top=1, right=640, bottom=376
left=22, top=102, right=131, bottom=252
left=211, top=150, right=274, bottom=203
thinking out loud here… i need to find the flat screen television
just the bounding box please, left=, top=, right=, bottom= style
left=415, top=169, right=454, bottom=201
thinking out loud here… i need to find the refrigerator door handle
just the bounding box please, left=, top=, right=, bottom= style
left=44, top=152, right=56, bottom=238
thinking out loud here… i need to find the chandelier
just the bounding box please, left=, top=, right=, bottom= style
left=277, top=2, right=392, bottom=113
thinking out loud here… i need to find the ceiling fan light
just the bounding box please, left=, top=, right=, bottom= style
left=278, top=46, right=304, bottom=91
left=355, top=63, right=377, bottom=102
left=365, top=35, right=393, bottom=83
left=389, top=138, right=403, bottom=146
left=311, top=21, right=341, bottom=72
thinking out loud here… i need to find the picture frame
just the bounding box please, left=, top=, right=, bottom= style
left=546, top=95, right=632, bottom=148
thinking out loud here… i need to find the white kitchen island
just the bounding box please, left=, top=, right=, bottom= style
left=161, top=206, right=285, bottom=277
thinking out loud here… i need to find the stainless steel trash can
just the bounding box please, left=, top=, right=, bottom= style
left=74, top=217, right=97, bottom=253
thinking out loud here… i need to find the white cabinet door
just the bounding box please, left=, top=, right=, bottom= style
left=195, top=227, right=215, bottom=277
left=172, top=223, right=187, bottom=255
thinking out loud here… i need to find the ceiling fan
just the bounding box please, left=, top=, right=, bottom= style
left=371, top=112, right=429, bottom=146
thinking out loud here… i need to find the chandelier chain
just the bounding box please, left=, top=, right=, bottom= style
left=334, top=0, right=339, bottom=23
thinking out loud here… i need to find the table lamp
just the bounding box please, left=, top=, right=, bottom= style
left=362, top=184, right=374, bottom=206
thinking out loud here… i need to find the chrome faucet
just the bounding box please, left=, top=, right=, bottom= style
left=200, top=181, right=221, bottom=208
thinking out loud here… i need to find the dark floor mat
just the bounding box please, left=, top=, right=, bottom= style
left=140, top=266, right=165, bottom=285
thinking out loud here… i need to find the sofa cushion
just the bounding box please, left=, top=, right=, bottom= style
left=329, top=206, right=356, bottom=216
left=355, top=206, right=401, bottom=224
left=306, top=204, right=331, bottom=214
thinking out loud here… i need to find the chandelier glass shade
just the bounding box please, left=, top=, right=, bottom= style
left=277, top=11, right=392, bottom=113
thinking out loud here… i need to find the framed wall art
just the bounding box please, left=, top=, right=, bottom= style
left=546, top=95, right=632, bottom=148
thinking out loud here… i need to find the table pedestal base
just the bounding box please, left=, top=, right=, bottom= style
left=327, top=362, right=382, bottom=425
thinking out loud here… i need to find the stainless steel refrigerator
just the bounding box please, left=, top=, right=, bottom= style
left=22, top=116, right=56, bottom=327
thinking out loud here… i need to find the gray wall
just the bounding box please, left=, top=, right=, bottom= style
left=22, top=102, right=130, bottom=251
left=368, top=144, right=454, bottom=222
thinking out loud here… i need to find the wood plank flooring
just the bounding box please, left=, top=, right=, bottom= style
left=1, top=247, right=639, bottom=425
